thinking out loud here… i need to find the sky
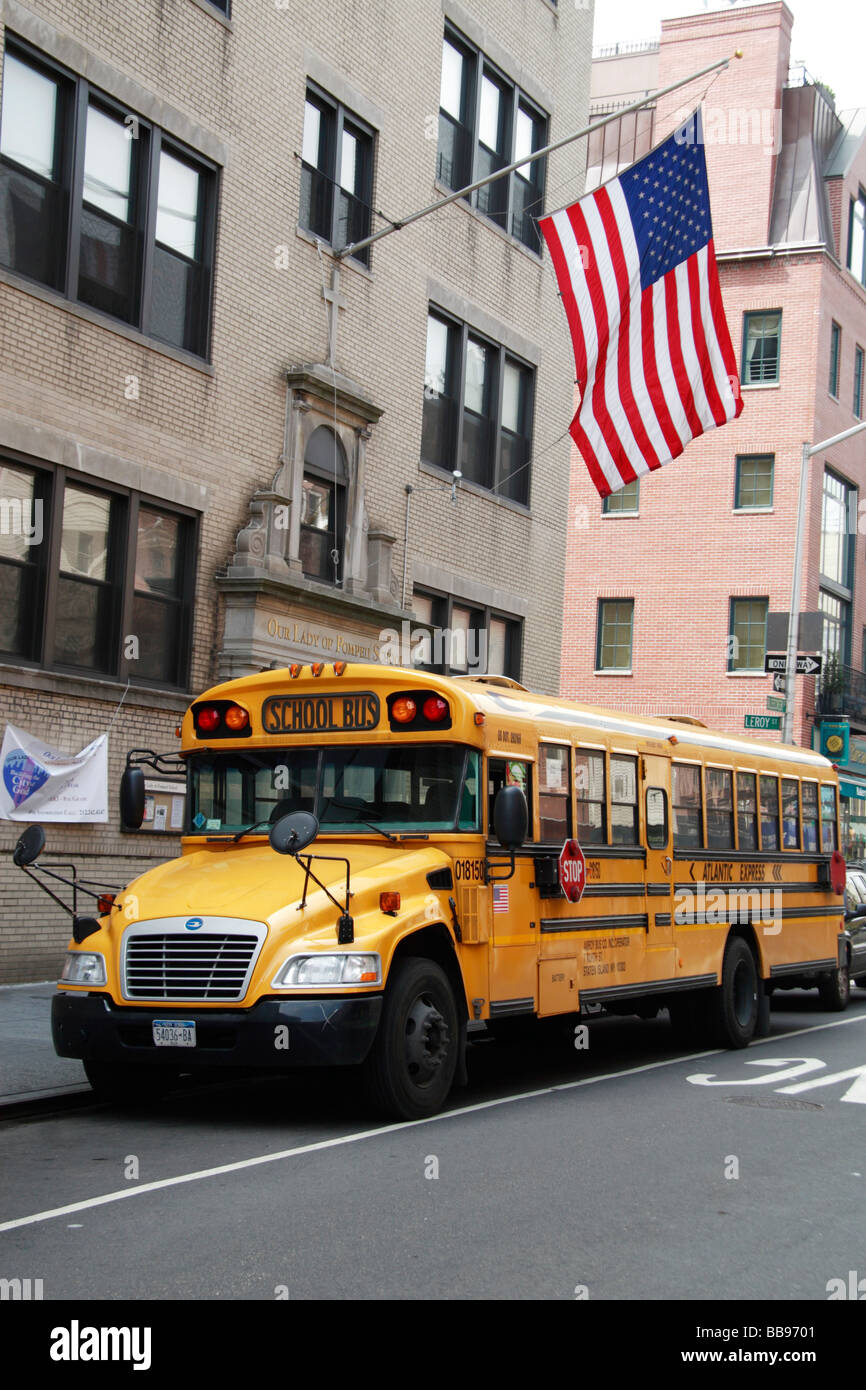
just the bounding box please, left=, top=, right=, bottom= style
left=592, top=0, right=862, bottom=111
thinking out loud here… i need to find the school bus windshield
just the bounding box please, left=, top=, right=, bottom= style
left=187, top=744, right=481, bottom=835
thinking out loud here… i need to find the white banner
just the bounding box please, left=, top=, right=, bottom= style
left=0, top=725, right=108, bottom=822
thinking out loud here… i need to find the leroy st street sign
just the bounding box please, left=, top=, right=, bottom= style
left=745, top=714, right=782, bottom=731
left=764, top=653, right=822, bottom=676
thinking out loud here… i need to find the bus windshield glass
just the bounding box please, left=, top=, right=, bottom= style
left=187, top=744, right=481, bottom=835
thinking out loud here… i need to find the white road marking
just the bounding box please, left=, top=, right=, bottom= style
left=2, top=1012, right=865, bottom=1235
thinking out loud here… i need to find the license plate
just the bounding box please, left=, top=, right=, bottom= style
left=152, top=1020, right=196, bottom=1048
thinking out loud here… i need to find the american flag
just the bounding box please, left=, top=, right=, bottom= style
left=492, top=885, right=509, bottom=914
left=540, top=110, right=742, bottom=498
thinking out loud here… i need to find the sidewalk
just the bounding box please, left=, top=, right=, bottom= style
left=0, top=981, right=87, bottom=1105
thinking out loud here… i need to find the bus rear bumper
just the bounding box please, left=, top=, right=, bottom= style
left=52, top=991, right=383, bottom=1068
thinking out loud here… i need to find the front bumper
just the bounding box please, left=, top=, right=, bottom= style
left=52, top=991, right=383, bottom=1068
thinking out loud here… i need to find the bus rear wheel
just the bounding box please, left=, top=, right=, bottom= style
left=84, top=1061, right=179, bottom=1105
left=363, top=958, right=459, bottom=1120
left=710, top=937, right=758, bottom=1048
left=817, top=962, right=850, bottom=1011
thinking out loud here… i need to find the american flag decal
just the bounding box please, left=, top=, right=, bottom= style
left=493, top=885, right=510, bottom=913
left=539, top=109, right=742, bottom=498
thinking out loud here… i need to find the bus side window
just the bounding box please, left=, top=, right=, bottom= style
left=611, top=755, right=639, bottom=845
left=760, top=775, right=780, bottom=851
left=802, top=781, right=819, bottom=851
left=458, top=750, right=481, bottom=831
left=487, top=759, right=531, bottom=839
left=782, top=778, right=800, bottom=849
left=538, top=744, right=571, bottom=842
left=819, top=784, right=838, bottom=852
left=575, top=749, right=606, bottom=844
left=737, top=771, right=758, bottom=851
left=706, top=768, right=734, bottom=849
left=645, top=787, right=668, bottom=849
left=672, top=763, right=702, bottom=850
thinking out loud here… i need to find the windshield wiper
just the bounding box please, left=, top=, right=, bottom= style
left=232, top=819, right=273, bottom=843
left=320, top=801, right=399, bottom=842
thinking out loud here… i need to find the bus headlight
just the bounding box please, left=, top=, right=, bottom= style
left=272, top=953, right=382, bottom=988
left=60, top=951, right=107, bottom=986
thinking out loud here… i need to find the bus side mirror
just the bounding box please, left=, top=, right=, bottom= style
left=493, top=785, right=528, bottom=850
left=269, top=811, right=319, bottom=856
left=13, top=824, right=45, bottom=866
left=119, top=767, right=146, bottom=830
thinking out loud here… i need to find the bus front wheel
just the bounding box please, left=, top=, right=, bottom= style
left=710, top=937, right=758, bottom=1048
left=363, top=958, right=459, bottom=1120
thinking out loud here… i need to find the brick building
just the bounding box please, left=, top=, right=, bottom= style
left=559, top=2, right=866, bottom=853
left=0, top=0, right=591, bottom=980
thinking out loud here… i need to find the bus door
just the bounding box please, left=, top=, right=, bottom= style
left=640, top=750, right=676, bottom=978
left=486, top=755, right=539, bottom=1018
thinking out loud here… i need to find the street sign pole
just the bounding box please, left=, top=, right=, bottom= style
left=781, top=419, right=866, bottom=745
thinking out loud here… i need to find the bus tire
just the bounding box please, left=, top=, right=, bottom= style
left=363, top=957, right=458, bottom=1120
left=84, top=1061, right=179, bottom=1105
left=817, top=962, right=850, bottom=1012
left=711, top=937, right=758, bottom=1048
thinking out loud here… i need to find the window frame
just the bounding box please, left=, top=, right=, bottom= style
left=437, top=23, right=548, bottom=254
left=734, top=454, right=774, bottom=511
left=0, top=451, right=198, bottom=689
left=741, top=310, right=781, bottom=386
left=421, top=306, right=535, bottom=506
left=602, top=479, right=639, bottom=515
left=596, top=598, right=634, bottom=673
left=829, top=320, right=841, bottom=399
left=854, top=345, right=864, bottom=420
left=728, top=597, right=768, bottom=673
left=299, top=81, right=374, bottom=267
left=0, top=36, right=219, bottom=360
left=411, top=586, right=523, bottom=680
left=847, top=188, right=866, bottom=288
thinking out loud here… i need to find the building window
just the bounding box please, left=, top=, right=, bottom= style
left=299, top=427, right=346, bottom=585
left=848, top=190, right=866, bottom=287
left=602, top=479, right=639, bottom=514
left=437, top=27, right=547, bottom=253
left=735, top=455, right=774, bottom=510
left=300, top=86, right=373, bottom=265
left=829, top=321, right=841, bottom=398
left=596, top=599, right=633, bottom=671
left=728, top=597, right=767, bottom=672
left=820, top=469, right=855, bottom=668
left=854, top=346, right=864, bottom=419
left=0, top=41, right=217, bottom=358
left=412, top=588, right=522, bottom=680
left=422, top=310, right=534, bottom=505
left=0, top=456, right=196, bottom=686
left=742, top=311, right=781, bottom=384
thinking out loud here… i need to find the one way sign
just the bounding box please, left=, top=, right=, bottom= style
left=764, top=654, right=822, bottom=676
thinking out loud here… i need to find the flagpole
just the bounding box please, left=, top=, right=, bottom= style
left=339, top=52, right=742, bottom=262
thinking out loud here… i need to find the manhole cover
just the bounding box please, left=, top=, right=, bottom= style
left=724, top=1095, right=823, bottom=1111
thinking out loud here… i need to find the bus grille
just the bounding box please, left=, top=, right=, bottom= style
left=123, top=932, right=261, bottom=1001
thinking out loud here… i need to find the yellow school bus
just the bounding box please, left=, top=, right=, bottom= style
left=45, top=662, right=847, bottom=1119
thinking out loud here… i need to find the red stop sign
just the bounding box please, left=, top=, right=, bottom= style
left=559, top=839, right=586, bottom=903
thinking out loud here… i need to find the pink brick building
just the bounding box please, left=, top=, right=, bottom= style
left=560, top=2, right=866, bottom=852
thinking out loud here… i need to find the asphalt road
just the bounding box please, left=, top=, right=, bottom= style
left=2, top=989, right=865, bottom=1303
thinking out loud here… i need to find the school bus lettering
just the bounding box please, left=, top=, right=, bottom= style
left=261, top=692, right=379, bottom=734
left=740, top=863, right=766, bottom=882
left=31, top=661, right=842, bottom=1124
